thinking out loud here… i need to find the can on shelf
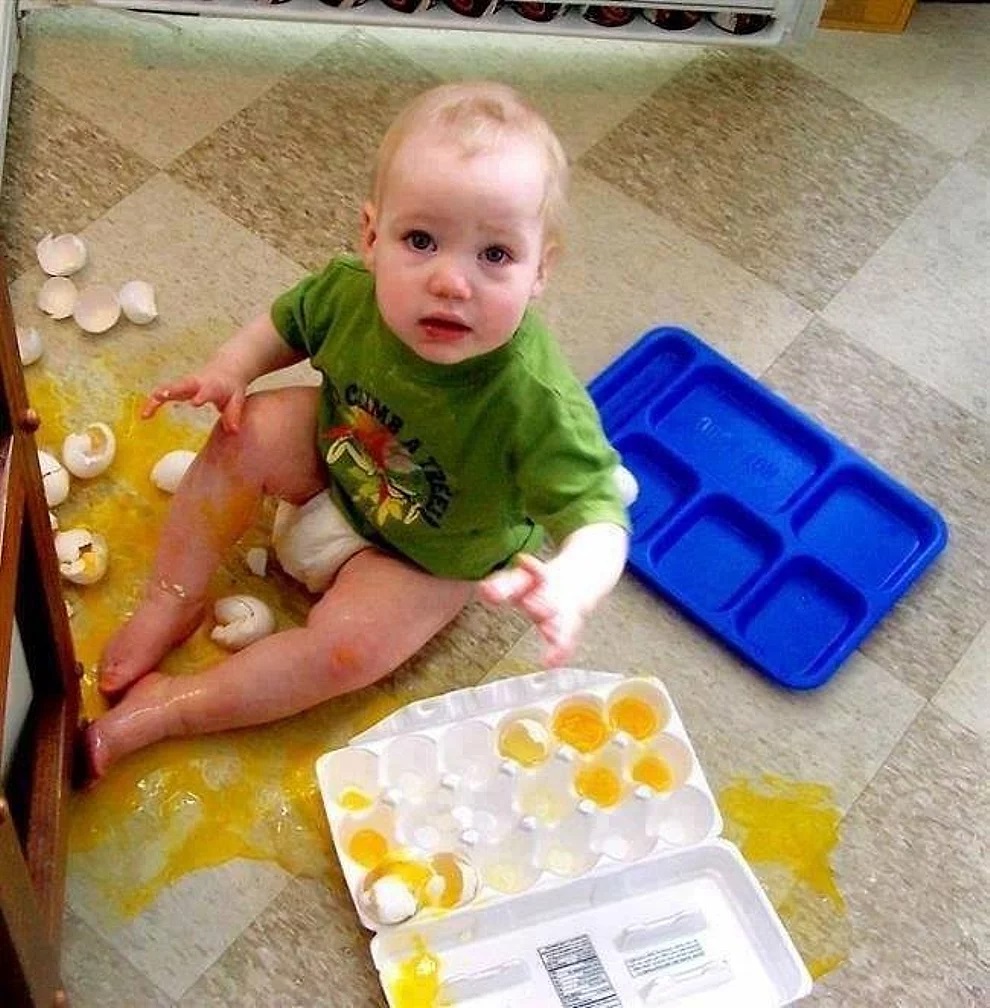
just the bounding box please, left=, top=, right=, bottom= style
left=582, top=4, right=637, bottom=26
left=641, top=8, right=702, bottom=30
left=381, top=0, right=437, bottom=10
left=512, top=2, right=569, bottom=20
left=707, top=11, right=772, bottom=33
left=443, top=0, right=504, bottom=15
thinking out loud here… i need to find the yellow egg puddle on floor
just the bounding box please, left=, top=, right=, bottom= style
left=719, top=773, right=849, bottom=980
left=27, top=367, right=847, bottom=991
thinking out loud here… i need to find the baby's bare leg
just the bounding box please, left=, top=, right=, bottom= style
left=99, top=387, right=326, bottom=698
left=86, top=549, right=472, bottom=776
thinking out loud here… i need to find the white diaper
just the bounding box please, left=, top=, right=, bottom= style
left=271, top=492, right=371, bottom=594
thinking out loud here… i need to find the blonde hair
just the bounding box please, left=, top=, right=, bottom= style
left=371, top=82, right=569, bottom=252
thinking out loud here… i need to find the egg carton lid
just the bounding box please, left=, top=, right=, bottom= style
left=337, top=670, right=812, bottom=1007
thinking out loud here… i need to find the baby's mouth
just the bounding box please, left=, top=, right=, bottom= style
left=419, top=316, right=471, bottom=340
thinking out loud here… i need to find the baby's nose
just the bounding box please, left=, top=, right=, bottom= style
left=427, top=259, right=471, bottom=300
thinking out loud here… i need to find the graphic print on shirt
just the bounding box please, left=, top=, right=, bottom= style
left=322, top=381, right=453, bottom=529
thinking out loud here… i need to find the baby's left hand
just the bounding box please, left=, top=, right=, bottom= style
left=479, top=553, right=587, bottom=667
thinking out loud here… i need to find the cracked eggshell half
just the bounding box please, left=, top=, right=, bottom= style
left=118, top=280, right=158, bottom=324
left=150, top=449, right=197, bottom=493
left=55, top=528, right=109, bottom=585
left=211, top=595, right=275, bottom=651
left=73, top=285, right=121, bottom=335
left=36, top=233, right=87, bottom=277
left=37, top=276, right=78, bottom=319
left=62, top=422, right=116, bottom=479
left=16, top=326, right=43, bottom=366
left=37, top=450, right=70, bottom=508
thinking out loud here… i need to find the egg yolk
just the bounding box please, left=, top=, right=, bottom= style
left=609, top=696, right=662, bottom=740
left=337, top=787, right=372, bottom=811
left=551, top=703, right=609, bottom=754
left=632, top=754, right=674, bottom=793
left=389, top=937, right=441, bottom=1008
left=347, top=828, right=389, bottom=869
left=498, top=718, right=551, bottom=767
left=575, top=765, right=623, bottom=807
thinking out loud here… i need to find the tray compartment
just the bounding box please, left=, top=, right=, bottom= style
left=614, top=431, right=700, bottom=534
left=646, top=496, right=783, bottom=613
left=792, top=465, right=941, bottom=591
left=591, top=331, right=697, bottom=431
left=648, top=367, right=833, bottom=514
left=737, top=557, right=868, bottom=686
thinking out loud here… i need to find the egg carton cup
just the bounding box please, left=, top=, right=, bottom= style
left=317, top=671, right=722, bottom=932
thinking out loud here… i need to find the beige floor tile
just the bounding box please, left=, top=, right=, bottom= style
left=823, top=164, right=990, bottom=420
left=0, top=75, right=155, bottom=281
left=804, top=706, right=989, bottom=1005
left=168, top=31, right=438, bottom=272
left=540, top=169, right=811, bottom=383
left=364, top=25, right=703, bottom=159
left=487, top=574, right=925, bottom=812
left=178, top=877, right=383, bottom=1008
left=581, top=50, right=951, bottom=310
left=790, top=7, right=990, bottom=158
left=61, top=908, right=174, bottom=1008
left=765, top=319, right=990, bottom=698
left=17, top=8, right=343, bottom=168
left=966, top=123, right=990, bottom=178
left=933, top=620, right=990, bottom=739
left=8, top=172, right=307, bottom=414
left=68, top=858, right=290, bottom=1001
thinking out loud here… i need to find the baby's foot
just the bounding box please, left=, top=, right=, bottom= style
left=99, top=583, right=204, bottom=699
left=83, top=672, right=174, bottom=779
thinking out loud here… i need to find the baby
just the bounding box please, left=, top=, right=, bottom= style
left=84, top=81, right=629, bottom=779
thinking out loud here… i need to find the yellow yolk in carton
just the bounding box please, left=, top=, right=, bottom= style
left=609, top=695, right=660, bottom=741
left=550, top=701, right=609, bottom=754
left=498, top=717, right=552, bottom=767
left=338, top=786, right=373, bottom=812
left=388, top=937, right=441, bottom=1008
left=574, top=764, right=624, bottom=808
left=347, top=828, right=390, bottom=869
left=631, top=753, right=675, bottom=793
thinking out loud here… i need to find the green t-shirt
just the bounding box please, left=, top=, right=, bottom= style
left=271, top=256, right=628, bottom=580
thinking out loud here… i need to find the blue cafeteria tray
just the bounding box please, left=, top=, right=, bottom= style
left=589, top=327, right=948, bottom=689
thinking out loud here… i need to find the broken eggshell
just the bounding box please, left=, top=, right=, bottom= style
left=210, top=595, right=275, bottom=651
left=73, top=285, right=121, bottom=335
left=37, top=276, right=78, bottom=319
left=245, top=547, right=268, bottom=578
left=62, top=422, right=116, bottom=479
left=118, top=280, right=158, bottom=324
left=16, top=325, right=44, bottom=365
left=55, top=528, right=109, bottom=585
left=37, top=450, right=70, bottom=508
left=150, top=449, right=197, bottom=493
left=36, top=233, right=87, bottom=277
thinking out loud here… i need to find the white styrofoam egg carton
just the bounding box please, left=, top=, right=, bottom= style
left=315, top=669, right=812, bottom=1007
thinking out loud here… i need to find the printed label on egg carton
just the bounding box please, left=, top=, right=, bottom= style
left=315, top=670, right=723, bottom=932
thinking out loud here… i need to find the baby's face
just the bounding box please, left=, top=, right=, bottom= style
left=362, top=130, right=552, bottom=366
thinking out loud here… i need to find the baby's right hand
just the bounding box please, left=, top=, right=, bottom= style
left=142, top=370, right=247, bottom=433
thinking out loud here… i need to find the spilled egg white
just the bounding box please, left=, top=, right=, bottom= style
left=37, top=450, right=70, bottom=508
left=62, top=422, right=116, bottom=479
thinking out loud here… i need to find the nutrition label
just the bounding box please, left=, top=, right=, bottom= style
left=539, top=934, right=622, bottom=1008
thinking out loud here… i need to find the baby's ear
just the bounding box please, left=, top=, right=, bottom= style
left=360, top=203, right=378, bottom=270
left=532, top=242, right=560, bottom=299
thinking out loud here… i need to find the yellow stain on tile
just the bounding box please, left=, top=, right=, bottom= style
left=719, top=773, right=849, bottom=979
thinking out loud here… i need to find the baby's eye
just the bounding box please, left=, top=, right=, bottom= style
left=481, top=246, right=511, bottom=265
left=404, top=230, right=435, bottom=253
